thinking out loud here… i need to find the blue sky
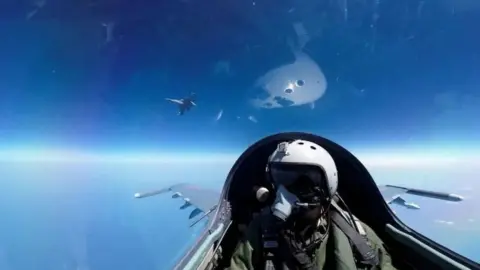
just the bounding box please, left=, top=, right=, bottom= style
left=0, top=1, right=479, bottom=153
left=0, top=1, right=480, bottom=269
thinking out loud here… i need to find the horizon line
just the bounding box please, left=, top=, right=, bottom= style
left=0, top=147, right=478, bottom=166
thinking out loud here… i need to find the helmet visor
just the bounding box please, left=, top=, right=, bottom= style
left=269, top=163, right=328, bottom=199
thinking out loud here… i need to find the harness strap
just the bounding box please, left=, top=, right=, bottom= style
left=261, top=213, right=280, bottom=270
left=263, top=238, right=277, bottom=270
left=330, top=210, right=380, bottom=267
left=260, top=214, right=319, bottom=270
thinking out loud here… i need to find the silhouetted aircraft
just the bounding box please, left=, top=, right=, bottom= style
left=165, top=93, right=197, bottom=115
left=134, top=132, right=476, bottom=270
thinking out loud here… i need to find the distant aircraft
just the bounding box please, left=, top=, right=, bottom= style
left=165, top=93, right=197, bottom=115
left=134, top=132, right=474, bottom=270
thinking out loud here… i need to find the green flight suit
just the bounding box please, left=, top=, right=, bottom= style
left=229, top=214, right=397, bottom=270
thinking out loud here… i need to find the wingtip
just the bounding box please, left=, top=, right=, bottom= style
left=449, top=194, right=464, bottom=201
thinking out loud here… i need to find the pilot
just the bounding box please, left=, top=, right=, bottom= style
left=229, top=139, right=397, bottom=270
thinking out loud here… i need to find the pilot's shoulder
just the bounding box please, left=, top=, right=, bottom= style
left=358, top=220, right=383, bottom=245
left=333, top=203, right=382, bottom=244
left=343, top=211, right=381, bottom=242
left=340, top=211, right=385, bottom=249
left=332, top=202, right=367, bottom=236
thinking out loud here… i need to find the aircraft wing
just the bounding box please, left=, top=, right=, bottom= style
left=378, top=184, right=464, bottom=204
left=165, top=98, right=184, bottom=105
left=134, top=183, right=220, bottom=213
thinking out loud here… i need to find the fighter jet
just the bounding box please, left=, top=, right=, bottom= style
left=165, top=93, right=197, bottom=115
left=134, top=132, right=475, bottom=270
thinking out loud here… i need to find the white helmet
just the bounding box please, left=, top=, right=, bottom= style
left=267, top=139, right=338, bottom=199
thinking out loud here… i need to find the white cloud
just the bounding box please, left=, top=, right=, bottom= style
left=215, top=109, right=223, bottom=122
left=1, top=147, right=480, bottom=166
left=434, top=219, right=454, bottom=226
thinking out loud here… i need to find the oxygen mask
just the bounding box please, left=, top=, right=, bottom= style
left=271, top=184, right=300, bottom=221
left=270, top=165, right=328, bottom=222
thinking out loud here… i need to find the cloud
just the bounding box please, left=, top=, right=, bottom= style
left=215, top=109, right=223, bottom=122
left=248, top=115, right=258, bottom=123
left=434, top=219, right=454, bottom=226
left=3, top=147, right=480, bottom=166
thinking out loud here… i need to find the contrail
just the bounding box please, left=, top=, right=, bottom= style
left=248, top=115, right=258, bottom=123
left=215, top=109, right=223, bottom=121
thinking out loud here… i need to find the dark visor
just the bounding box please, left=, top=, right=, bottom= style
left=268, top=163, right=327, bottom=188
